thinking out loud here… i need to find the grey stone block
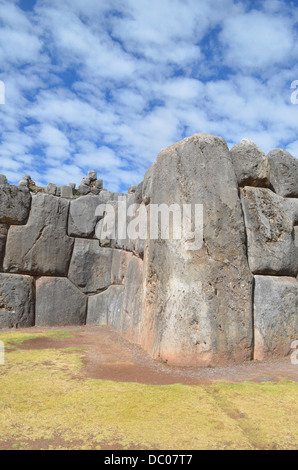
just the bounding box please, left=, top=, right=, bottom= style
left=68, top=239, right=113, bottom=294
left=0, top=185, right=31, bottom=225
left=88, top=171, right=97, bottom=181
left=254, top=276, right=298, bottom=360
left=0, top=273, right=35, bottom=328
left=46, top=183, right=57, bottom=195
left=4, top=193, right=74, bottom=276
left=87, top=285, right=124, bottom=329
left=268, top=149, right=298, bottom=197
left=141, top=134, right=253, bottom=366
left=241, top=187, right=296, bottom=276
left=230, top=139, right=270, bottom=187
left=68, top=194, right=106, bottom=238
left=36, top=277, right=87, bottom=326
left=60, top=185, right=73, bottom=199
left=0, top=175, right=7, bottom=185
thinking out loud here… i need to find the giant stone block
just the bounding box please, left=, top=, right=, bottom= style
left=241, top=187, right=296, bottom=276
left=3, top=193, right=74, bottom=276
left=141, top=134, right=253, bottom=366
left=36, top=277, right=87, bottom=326
left=0, top=185, right=31, bottom=225
left=254, top=276, right=298, bottom=360
left=0, top=273, right=35, bottom=328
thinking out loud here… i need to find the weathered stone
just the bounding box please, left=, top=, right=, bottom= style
left=78, top=184, right=90, bottom=195
left=19, top=179, right=29, bottom=187
left=56, top=187, right=61, bottom=196
left=60, top=185, right=73, bottom=199
left=88, top=171, right=97, bottom=181
left=68, top=239, right=113, bottom=294
left=111, top=249, right=133, bottom=285
left=91, top=187, right=100, bottom=195
left=0, top=175, right=7, bottom=185
left=0, top=273, right=35, bottom=328
left=0, top=184, right=31, bottom=225
left=87, top=285, right=124, bottom=329
left=82, top=178, right=91, bottom=186
left=241, top=187, right=296, bottom=276
left=284, top=198, right=298, bottom=226
left=230, top=139, right=270, bottom=187
left=95, top=179, right=103, bottom=190
left=46, top=183, right=57, bottom=195
left=141, top=134, right=253, bottom=367
left=68, top=183, right=76, bottom=189
left=36, top=277, right=87, bottom=326
left=134, top=182, right=143, bottom=205
left=268, top=149, right=298, bottom=197
left=0, top=224, right=8, bottom=271
left=121, top=256, right=144, bottom=343
left=68, top=194, right=105, bottom=238
left=3, top=193, right=74, bottom=276
left=254, top=276, right=298, bottom=360
left=142, top=163, right=155, bottom=205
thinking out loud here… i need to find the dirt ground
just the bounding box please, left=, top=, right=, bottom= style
left=13, top=325, right=298, bottom=385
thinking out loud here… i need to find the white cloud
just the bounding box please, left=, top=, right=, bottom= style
left=220, top=9, right=295, bottom=70
left=0, top=0, right=297, bottom=191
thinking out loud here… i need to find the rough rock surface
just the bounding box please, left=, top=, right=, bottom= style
left=0, top=185, right=31, bottom=225
left=141, top=134, right=253, bottom=366
left=230, top=139, right=270, bottom=187
left=241, top=187, right=296, bottom=276
left=0, top=273, right=35, bottom=328
left=111, top=249, right=132, bottom=285
left=254, top=276, right=298, bottom=360
left=121, top=256, right=144, bottom=343
left=0, top=224, right=8, bottom=270
left=36, top=277, right=87, bottom=326
left=87, top=285, right=124, bottom=329
left=3, top=193, right=74, bottom=276
left=268, top=149, right=298, bottom=197
left=68, top=194, right=105, bottom=238
left=68, top=240, right=113, bottom=294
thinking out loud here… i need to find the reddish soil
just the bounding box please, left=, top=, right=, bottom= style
left=14, top=326, right=298, bottom=385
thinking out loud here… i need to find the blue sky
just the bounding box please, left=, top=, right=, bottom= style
left=0, top=0, right=297, bottom=192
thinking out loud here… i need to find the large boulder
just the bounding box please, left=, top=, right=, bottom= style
left=0, top=273, right=35, bottom=328
left=268, top=149, right=298, bottom=197
left=68, top=194, right=105, bottom=237
left=68, top=239, right=113, bottom=294
left=0, top=185, right=31, bottom=225
left=141, top=134, right=253, bottom=366
left=253, top=276, right=298, bottom=360
left=241, top=187, right=296, bottom=276
left=230, top=139, right=270, bottom=187
left=35, top=277, right=87, bottom=326
left=3, top=193, right=74, bottom=276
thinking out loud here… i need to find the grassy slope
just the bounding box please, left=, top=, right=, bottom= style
left=0, top=331, right=297, bottom=450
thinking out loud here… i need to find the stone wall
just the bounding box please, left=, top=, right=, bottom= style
left=0, top=133, right=297, bottom=367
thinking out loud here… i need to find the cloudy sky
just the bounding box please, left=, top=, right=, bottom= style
left=0, top=0, right=297, bottom=191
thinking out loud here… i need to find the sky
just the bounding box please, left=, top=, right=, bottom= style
left=0, top=0, right=297, bottom=192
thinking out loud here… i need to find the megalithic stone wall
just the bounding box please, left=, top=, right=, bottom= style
left=0, top=133, right=297, bottom=367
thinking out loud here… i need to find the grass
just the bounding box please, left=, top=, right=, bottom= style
left=0, top=330, right=297, bottom=450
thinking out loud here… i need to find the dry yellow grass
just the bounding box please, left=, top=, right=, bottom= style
left=0, top=331, right=297, bottom=450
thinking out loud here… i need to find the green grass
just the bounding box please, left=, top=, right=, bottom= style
left=0, top=330, right=297, bottom=450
